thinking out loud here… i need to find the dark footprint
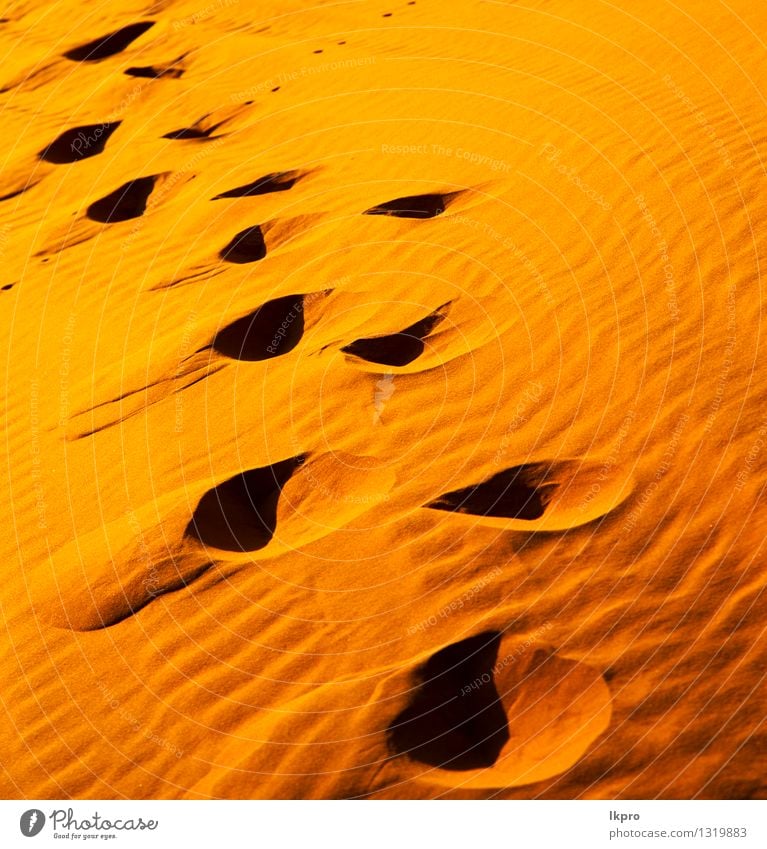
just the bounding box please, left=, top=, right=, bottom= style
left=186, top=455, right=305, bottom=551
left=163, top=117, right=225, bottom=140
left=342, top=304, right=448, bottom=367
left=64, top=21, right=155, bottom=61
left=39, top=122, right=121, bottom=164
left=209, top=295, right=305, bottom=361
left=211, top=171, right=302, bottom=199
left=389, top=631, right=509, bottom=770
left=125, top=63, right=184, bottom=79
left=220, top=225, right=267, bottom=263
left=363, top=192, right=458, bottom=219
left=427, top=463, right=557, bottom=521
left=87, top=176, right=159, bottom=223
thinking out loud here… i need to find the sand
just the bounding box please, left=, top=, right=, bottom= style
left=0, top=0, right=765, bottom=799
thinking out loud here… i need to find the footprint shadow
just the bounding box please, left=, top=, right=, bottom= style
left=209, top=294, right=306, bottom=361
left=389, top=632, right=613, bottom=788
left=219, top=225, right=267, bottom=263
left=185, top=455, right=305, bottom=552
left=64, top=22, right=154, bottom=61
left=87, top=175, right=161, bottom=223
left=363, top=191, right=461, bottom=219
left=425, top=459, right=634, bottom=532
left=427, top=464, right=557, bottom=521
left=125, top=55, right=186, bottom=78
left=342, top=303, right=449, bottom=367
left=389, top=631, right=509, bottom=770
left=211, top=170, right=304, bottom=199
left=39, top=122, right=121, bottom=164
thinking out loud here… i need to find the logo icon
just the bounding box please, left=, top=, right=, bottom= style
left=20, top=810, right=45, bottom=837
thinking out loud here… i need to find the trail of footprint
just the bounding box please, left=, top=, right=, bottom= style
left=425, top=459, right=634, bottom=531
left=342, top=302, right=450, bottom=367
left=187, top=451, right=397, bottom=559
left=153, top=215, right=324, bottom=288
left=63, top=22, right=155, bottom=62
left=38, top=451, right=395, bottom=630
left=87, top=175, right=162, bottom=223
left=363, top=191, right=462, bottom=219
left=151, top=266, right=227, bottom=291
left=388, top=631, right=612, bottom=788
left=163, top=104, right=248, bottom=141
left=211, top=170, right=304, bottom=199
left=66, top=292, right=327, bottom=440
left=65, top=360, right=226, bottom=440
left=39, top=122, right=121, bottom=164
left=35, top=171, right=188, bottom=256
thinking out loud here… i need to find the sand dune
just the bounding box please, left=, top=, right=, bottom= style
left=0, top=0, right=765, bottom=800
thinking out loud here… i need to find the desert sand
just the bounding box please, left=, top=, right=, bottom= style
left=0, top=0, right=765, bottom=799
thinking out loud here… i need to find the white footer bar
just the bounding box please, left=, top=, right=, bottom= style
left=2, top=800, right=764, bottom=849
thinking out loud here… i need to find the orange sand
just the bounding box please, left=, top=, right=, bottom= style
left=0, top=0, right=765, bottom=799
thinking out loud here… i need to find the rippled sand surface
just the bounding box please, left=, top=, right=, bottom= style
left=0, top=0, right=765, bottom=799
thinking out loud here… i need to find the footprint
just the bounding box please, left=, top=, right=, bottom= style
left=363, top=191, right=460, bottom=219
left=64, top=22, right=155, bottom=61
left=428, top=465, right=553, bottom=521
left=65, top=292, right=328, bottom=440
left=187, top=452, right=396, bottom=558
left=186, top=456, right=305, bottom=552
left=342, top=303, right=449, bottom=367
left=42, top=450, right=393, bottom=628
left=389, top=631, right=612, bottom=788
left=209, top=294, right=306, bottom=361
left=163, top=104, right=247, bottom=141
left=163, top=116, right=226, bottom=141
left=87, top=175, right=160, bottom=223
left=389, top=631, right=510, bottom=770
left=219, top=225, right=267, bottom=263
left=153, top=214, right=320, bottom=289
left=425, top=458, right=634, bottom=531
left=124, top=58, right=185, bottom=79
left=39, top=122, right=121, bottom=164
left=125, top=64, right=184, bottom=79
left=211, top=170, right=303, bottom=199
